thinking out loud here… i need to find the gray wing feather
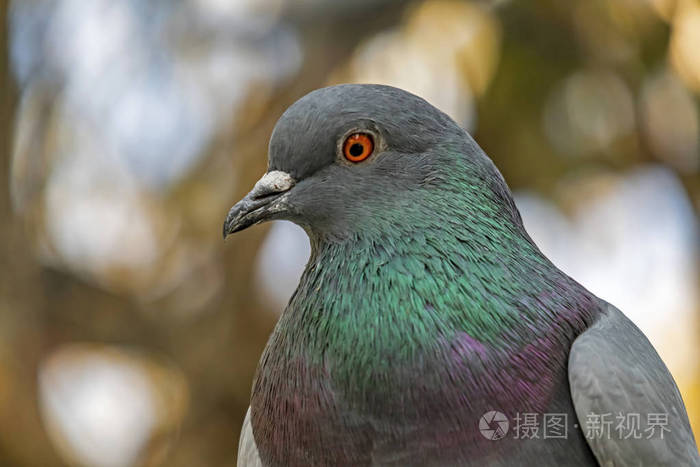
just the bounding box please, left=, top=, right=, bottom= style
left=238, top=406, right=263, bottom=467
left=569, top=304, right=700, bottom=466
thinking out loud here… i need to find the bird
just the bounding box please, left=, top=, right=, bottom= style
left=223, top=84, right=700, bottom=466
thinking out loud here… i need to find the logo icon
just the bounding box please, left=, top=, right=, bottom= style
left=479, top=410, right=509, bottom=440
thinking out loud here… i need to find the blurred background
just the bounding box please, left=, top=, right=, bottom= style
left=1, top=0, right=698, bottom=465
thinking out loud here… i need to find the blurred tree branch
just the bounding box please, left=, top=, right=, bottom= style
left=0, top=0, right=66, bottom=464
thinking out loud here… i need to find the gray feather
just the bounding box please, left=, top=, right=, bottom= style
left=238, top=407, right=263, bottom=467
left=569, top=304, right=700, bottom=466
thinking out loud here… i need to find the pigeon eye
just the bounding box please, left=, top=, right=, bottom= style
left=343, top=133, right=374, bottom=163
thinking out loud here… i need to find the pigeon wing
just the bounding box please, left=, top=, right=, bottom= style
left=237, top=406, right=263, bottom=467
left=568, top=304, right=700, bottom=466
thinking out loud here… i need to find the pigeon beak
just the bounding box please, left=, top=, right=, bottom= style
left=223, top=170, right=296, bottom=238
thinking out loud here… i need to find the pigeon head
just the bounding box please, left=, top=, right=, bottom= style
left=223, top=84, right=518, bottom=241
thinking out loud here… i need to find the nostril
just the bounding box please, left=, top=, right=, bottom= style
left=250, top=171, right=296, bottom=200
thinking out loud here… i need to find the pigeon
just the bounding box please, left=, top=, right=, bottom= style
left=224, top=84, right=700, bottom=466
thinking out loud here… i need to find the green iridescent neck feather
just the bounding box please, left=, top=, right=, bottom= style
left=280, top=144, right=597, bottom=361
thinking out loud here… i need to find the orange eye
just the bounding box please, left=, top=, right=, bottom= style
left=343, top=133, right=374, bottom=162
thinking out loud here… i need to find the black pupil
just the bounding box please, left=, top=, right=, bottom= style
left=349, top=143, right=364, bottom=157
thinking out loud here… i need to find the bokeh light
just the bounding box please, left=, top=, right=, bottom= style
left=39, top=344, right=187, bottom=467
